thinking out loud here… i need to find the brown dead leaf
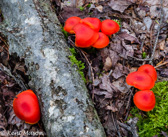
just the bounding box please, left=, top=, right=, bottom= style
left=108, top=0, right=133, bottom=13
left=112, top=63, right=124, bottom=79
left=160, top=69, right=168, bottom=77
left=112, top=77, right=131, bottom=93
left=13, top=62, right=26, bottom=74
left=92, top=89, right=113, bottom=99
left=109, top=50, right=120, bottom=67
left=93, top=78, right=101, bottom=86
left=99, top=74, right=113, bottom=92
left=118, top=32, right=140, bottom=44
left=103, top=57, right=112, bottom=71
left=58, top=7, right=85, bottom=24
left=103, top=113, right=116, bottom=137
left=106, top=105, right=118, bottom=112
left=159, top=40, right=165, bottom=50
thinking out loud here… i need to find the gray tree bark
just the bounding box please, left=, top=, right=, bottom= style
left=0, top=0, right=106, bottom=137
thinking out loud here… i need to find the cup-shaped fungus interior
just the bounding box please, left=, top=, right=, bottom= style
left=80, top=17, right=101, bottom=32
left=92, top=32, right=110, bottom=49
left=126, top=71, right=155, bottom=90
left=101, top=19, right=120, bottom=35
left=73, top=23, right=99, bottom=48
left=13, top=90, right=40, bottom=124
left=138, top=64, right=157, bottom=82
left=133, top=90, right=156, bottom=111
left=64, top=16, right=81, bottom=34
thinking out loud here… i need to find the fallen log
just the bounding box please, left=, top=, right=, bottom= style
left=0, top=0, right=106, bottom=137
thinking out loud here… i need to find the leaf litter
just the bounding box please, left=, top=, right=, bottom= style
left=55, top=0, right=168, bottom=136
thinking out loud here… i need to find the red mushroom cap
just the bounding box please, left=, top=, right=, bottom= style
left=138, top=64, right=157, bottom=82
left=126, top=71, right=155, bottom=90
left=92, top=32, right=110, bottom=49
left=101, top=19, right=120, bottom=35
left=64, top=16, right=81, bottom=34
left=133, top=90, right=156, bottom=111
left=80, top=17, right=101, bottom=32
left=13, top=90, right=40, bottom=124
left=73, top=23, right=99, bottom=48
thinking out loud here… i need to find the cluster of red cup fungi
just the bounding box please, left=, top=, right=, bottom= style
left=64, top=16, right=120, bottom=48
left=13, top=90, right=40, bottom=124
left=126, top=64, right=157, bottom=111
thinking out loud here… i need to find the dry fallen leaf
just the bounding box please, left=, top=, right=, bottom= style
left=108, top=0, right=135, bottom=13
left=103, top=57, right=112, bottom=71
left=118, top=32, right=140, bottom=44
left=159, top=40, right=165, bottom=50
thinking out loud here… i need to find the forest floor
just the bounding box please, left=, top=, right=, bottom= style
left=0, top=0, right=168, bottom=137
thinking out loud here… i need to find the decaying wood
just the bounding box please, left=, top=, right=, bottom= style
left=0, top=0, right=106, bottom=136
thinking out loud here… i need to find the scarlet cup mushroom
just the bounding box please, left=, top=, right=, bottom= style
left=13, top=90, right=40, bottom=124
left=92, top=32, right=110, bottom=49
left=80, top=17, right=101, bottom=32
left=101, top=19, right=120, bottom=35
left=133, top=90, right=156, bottom=111
left=64, top=16, right=81, bottom=34
left=126, top=71, right=155, bottom=90
left=72, top=23, right=99, bottom=48
left=138, top=64, right=157, bottom=82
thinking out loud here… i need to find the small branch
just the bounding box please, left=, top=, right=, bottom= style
left=118, top=117, right=139, bottom=137
left=154, top=61, right=168, bottom=69
left=110, top=102, right=122, bottom=137
left=149, top=0, right=164, bottom=64
left=127, top=55, right=151, bottom=61
left=128, top=0, right=164, bottom=64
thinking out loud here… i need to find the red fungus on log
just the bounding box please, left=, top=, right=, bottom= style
left=13, top=89, right=41, bottom=124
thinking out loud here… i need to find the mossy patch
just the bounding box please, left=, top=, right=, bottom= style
left=129, top=81, right=168, bottom=137
left=69, top=48, right=86, bottom=83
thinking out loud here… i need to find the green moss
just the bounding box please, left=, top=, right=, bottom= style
left=79, top=6, right=85, bottom=11
left=142, top=52, right=147, bottom=59
left=113, top=19, right=121, bottom=27
left=60, top=25, right=68, bottom=39
left=87, top=4, right=91, bottom=8
left=129, top=81, right=168, bottom=137
left=69, top=48, right=86, bottom=83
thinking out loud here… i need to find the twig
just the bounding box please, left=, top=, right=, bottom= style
left=128, top=0, right=164, bottom=64
left=108, top=69, right=113, bottom=77
left=154, top=61, right=168, bottom=69
left=80, top=50, right=96, bottom=99
left=124, top=88, right=133, bottom=121
left=140, top=39, right=145, bottom=51
left=110, top=102, right=122, bottom=137
left=118, top=117, right=139, bottom=137
left=149, top=0, right=164, bottom=64
left=127, top=55, right=151, bottom=61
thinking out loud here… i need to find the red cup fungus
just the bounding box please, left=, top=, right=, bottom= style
left=133, top=90, right=156, bottom=111
left=126, top=71, right=155, bottom=90
left=101, top=19, right=120, bottom=35
left=64, top=16, right=81, bottom=34
left=138, top=64, right=157, bottom=82
left=92, top=32, right=110, bottom=49
left=13, top=89, right=40, bottom=124
left=80, top=17, right=101, bottom=32
left=73, top=23, right=99, bottom=48
left=63, top=17, right=121, bottom=48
